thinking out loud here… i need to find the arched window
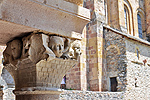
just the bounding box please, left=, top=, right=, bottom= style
left=124, top=6, right=130, bottom=34
left=123, top=0, right=134, bottom=35
left=137, top=14, right=143, bottom=38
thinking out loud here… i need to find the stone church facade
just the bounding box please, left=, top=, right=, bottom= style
left=0, top=0, right=149, bottom=100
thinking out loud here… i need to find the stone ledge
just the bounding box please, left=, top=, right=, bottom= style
left=103, top=24, right=150, bottom=46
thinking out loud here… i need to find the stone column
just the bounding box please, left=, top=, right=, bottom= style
left=3, top=33, right=82, bottom=100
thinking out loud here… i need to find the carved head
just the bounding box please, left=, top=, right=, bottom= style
left=72, top=43, right=81, bottom=54
left=49, top=36, right=65, bottom=58
left=11, top=39, right=22, bottom=60
left=71, top=41, right=81, bottom=60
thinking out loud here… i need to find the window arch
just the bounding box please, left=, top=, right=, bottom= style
left=136, top=8, right=146, bottom=39
left=124, top=5, right=130, bottom=34
left=137, top=14, right=143, bottom=38
left=123, top=0, right=134, bottom=35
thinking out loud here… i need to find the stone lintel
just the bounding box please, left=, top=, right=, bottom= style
left=0, top=0, right=90, bottom=45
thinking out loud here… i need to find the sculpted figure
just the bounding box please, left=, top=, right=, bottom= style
left=69, top=40, right=81, bottom=60
left=48, top=36, right=70, bottom=58
left=11, top=39, right=22, bottom=60
left=22, top=34, right=48, bottom=63
left=42, top=34, right=55, bottom=59
left=3, top=39, right=22, bottom=66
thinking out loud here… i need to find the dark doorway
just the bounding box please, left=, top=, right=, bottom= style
left=110, top=77, right=118, bottom=92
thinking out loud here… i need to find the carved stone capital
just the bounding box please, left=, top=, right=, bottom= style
left=3, top=32, right=81, bottom=92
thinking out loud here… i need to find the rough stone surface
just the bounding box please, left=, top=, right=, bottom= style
left=59, top=90, right=124, bottom=100
left=125, top=38, right=150, bottom=100
left=3, top=88, right=15, bottom=100
left=104, top=29, right=127, bottom=91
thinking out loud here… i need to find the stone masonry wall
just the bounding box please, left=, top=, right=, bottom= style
left=104, top=29, right=127, bottom=92
left=125, top=38, right=150, bottom=100
left=59, top=90, right=124, bottom=100
left=66, top=62, right=81, bottom=90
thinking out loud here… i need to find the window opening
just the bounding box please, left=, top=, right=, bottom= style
left=124, top=8, right=127, bottom=29
left=137, top=14, right=143, bottom=38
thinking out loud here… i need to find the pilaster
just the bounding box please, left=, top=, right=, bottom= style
left=84, top=0, right=105, bottom=91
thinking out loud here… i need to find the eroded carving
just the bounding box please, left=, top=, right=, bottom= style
left=48, top=36, right=70, bottom=58
left=69, top=40, right=81, bottom=60
left=22, top=34, right=48, bottom=63
left=3, top=33, right=81, bottom=66
left=3, top=39, right=22, bottom=66
left=11, top=39, right=22, bottom=60
left=3, top=32, right=81, bottom=91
